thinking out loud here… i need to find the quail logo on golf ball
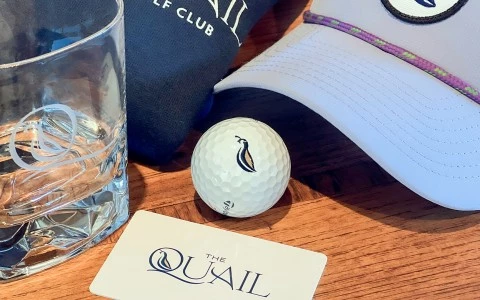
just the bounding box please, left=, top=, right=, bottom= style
left=191, top=118, right=291, bottom=218
left=235, top=136, right=256, bottom=173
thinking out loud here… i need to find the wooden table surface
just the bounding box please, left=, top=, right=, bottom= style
left=3, top=1, right=480, bottom=299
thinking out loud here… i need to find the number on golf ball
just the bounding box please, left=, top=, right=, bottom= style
left=191, top=118, right=291, bottom=218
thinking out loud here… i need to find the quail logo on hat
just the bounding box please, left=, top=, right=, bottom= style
left=381, top=0, right=469, bottom=24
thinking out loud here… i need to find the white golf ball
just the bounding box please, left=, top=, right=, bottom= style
left=191, top=117, right=291, bottom=218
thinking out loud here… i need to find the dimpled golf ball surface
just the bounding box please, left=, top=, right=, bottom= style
left=191, top=118, right=291, bottom=218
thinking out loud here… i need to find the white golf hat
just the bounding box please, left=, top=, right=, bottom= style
left=214, top=0, right=480, bottom=211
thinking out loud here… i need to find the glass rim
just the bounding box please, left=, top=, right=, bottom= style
left=0, top=0, right=124, bottom=70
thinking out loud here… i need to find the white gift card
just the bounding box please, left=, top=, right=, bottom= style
left=90, top=210, right=327, bottom=300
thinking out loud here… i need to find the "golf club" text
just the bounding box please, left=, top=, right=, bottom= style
left=153, top=0, right=248, bottom=45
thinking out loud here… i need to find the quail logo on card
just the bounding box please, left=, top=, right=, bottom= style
left=90, top=211, right=328, bottom=299
left=149, top=247, right=271, bottom=297
left=153, top=0, right=248, bottom=45
left=381, top=0, right=469, bottom=24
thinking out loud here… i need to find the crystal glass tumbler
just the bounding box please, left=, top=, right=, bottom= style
left=0, top=0, right=128, bottom=281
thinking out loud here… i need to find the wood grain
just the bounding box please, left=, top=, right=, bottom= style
left=3, top=0, right=480, bottom=299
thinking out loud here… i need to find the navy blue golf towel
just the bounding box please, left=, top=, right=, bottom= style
left=125, top=0, right=277, bottom=164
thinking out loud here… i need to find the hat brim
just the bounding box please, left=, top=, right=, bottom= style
left=214, top=24, right=480, bottom=211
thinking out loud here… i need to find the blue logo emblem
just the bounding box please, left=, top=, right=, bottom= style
left=382, top=0, right=469, bottom=24
left=415, top=0, right=436, bottom=7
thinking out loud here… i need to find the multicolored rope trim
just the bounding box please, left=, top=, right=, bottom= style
left=303, top=11, right=480, bottom=105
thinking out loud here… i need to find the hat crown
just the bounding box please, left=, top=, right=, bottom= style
left=312, top=0, right=478, bottom=91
